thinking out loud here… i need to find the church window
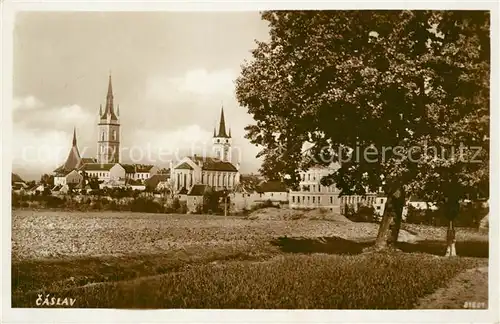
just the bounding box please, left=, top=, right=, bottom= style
left=226, top=140, right=228, bottom=143
left=217, top=139, right=220, bottom=143
left=112, top=130, right=116, bottom=141
left=101, top=132, right=105, bottom=141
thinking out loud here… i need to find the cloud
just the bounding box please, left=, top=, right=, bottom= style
left=145, top=69, right=236, bottom=104
left=13, top=95, right=44, bottom=111
left=12, top=96, right=97, bottom=174
left=125, top=125, right=214, bottom=164
left=13, top=96, right=94, bottom=130
left=12, top=125, right=74, bottom=173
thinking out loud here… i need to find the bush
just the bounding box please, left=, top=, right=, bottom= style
left=405, top=202, right=488, bottom=228
left=177, top=201, right=188, bottom=214
left=45, top=196, right=65, bottom=208
left=343, top=204, right=377, bottom=223
left=129, top=197, right=163, bottom=213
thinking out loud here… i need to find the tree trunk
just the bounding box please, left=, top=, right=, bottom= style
left=390, top=188, right=406, bottom=243
left=444, top=194, right=459, bottom=257
left=445, top=220, right=457, bottom=256
left=374, top=187, right=405, bottom=250
left=374, top=194, right=395, bottom=249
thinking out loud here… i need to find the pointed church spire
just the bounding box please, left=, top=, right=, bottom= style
left=229, top=127, right=232, bottom=138
left=217, top=105, right=228, bottom=138
left=72, top=127, right=77, bottom=146
left=213, top=127, right=216, bottom=137
left=117, top=104, right=120, bottom=117
left=107, top=72, right=113, bottom=99
left=103, top=72, right=118, bottom=120
left=99, top=104, right=103, bottom=116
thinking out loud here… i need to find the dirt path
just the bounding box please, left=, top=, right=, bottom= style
left=416, top=266, right=488, bottom=309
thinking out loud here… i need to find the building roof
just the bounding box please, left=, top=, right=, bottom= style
left=144, top=174, right=170, bottom=190
left=79, top=163, right=116, bottom=171
left=188, top=184, right=210, bottom=196
left=120, top=163, right=136, bottom=173
left=175, top=162, right=194, bottom=170
left=135, top=164, right=155, bottom=172
left=12, top=173, right=24, bottom=183
left=189, top=155, right=238, bottom=172
left=81, top=157, right=97, bottom=164
left=118, top=163, right=155, bottom=173
left=178, top=187, right=188, bottom=194
left=12, top=182, right=27, bottom=190
left=257, top=180, right=289, bottom=193
left=238, top=174, right=262, bottom=192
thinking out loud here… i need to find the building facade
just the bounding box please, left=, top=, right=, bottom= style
left=289, top=164, right=387, bottom=214
left=289, top=165, right=343, bottom=212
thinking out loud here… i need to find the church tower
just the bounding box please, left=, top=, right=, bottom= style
left=97, top=73, right=120, bottom=164
left=212, top=105, right=232, bottom=162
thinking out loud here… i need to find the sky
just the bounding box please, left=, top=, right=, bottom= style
left=12, top=12, right=271, bottom=180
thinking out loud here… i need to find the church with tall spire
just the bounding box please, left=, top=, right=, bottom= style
left=172, top=105, right=240, bottom=193
left=212, top=105, right=232, bottom=162
left=97, top=73, right=121, bottom=164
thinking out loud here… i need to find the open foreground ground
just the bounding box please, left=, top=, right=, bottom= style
left=12, top=210, right=489, bottom=309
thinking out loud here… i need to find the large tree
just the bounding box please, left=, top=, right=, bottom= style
left=236, top=10, right=489, bottom=249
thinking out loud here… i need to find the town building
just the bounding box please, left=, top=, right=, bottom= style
left=186, top=184, right=212, bottom=213
left=289, top=164, right=387, bottom=213
left=145, top=173, right=171, bottom=192
left=289, top=164, right=343, bottom=212
left=172, top=106, right=240, bottom=193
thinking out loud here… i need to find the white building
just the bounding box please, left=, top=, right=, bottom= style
left=289, top=164, right=387, bottom=214
left=289, top=164, right=343, bottom=212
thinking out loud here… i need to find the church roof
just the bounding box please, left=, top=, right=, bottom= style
left=54, top=128, right=82, bottom=175
left=175, top=162, right=194, bottom=170
left=81, top=157, right=97, bottom=164
left=189, top=155, right=238, bottom=172
left=215, top=106, right=230, bottom=138
left=79, top=163, right=116, bottom=171
left=100, top=73, right=118, bottom=121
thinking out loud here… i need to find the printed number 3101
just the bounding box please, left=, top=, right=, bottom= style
left=463, top=301, right=487, bottom=309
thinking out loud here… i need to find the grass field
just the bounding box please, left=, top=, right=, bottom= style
left=11, top=210, right=489, bottom=309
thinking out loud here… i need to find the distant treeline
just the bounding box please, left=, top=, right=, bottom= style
left=12, top=191, right=187, bottom=214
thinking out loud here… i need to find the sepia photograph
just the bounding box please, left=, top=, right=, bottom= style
left=2, top=1, right=498, bottom=322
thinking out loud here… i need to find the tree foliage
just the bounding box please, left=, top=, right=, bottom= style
left=236, top=10, right=489, bottom=247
